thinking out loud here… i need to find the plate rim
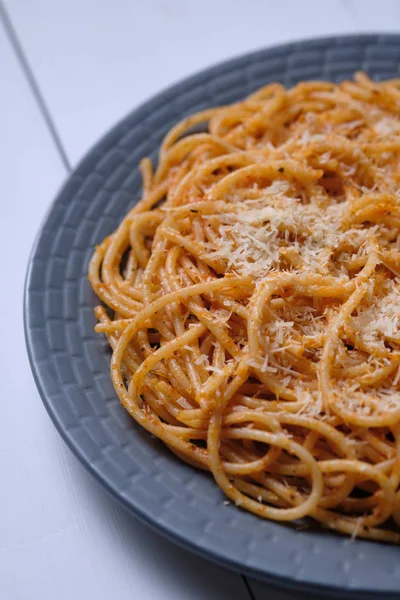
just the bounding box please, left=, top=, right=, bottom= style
left=24, top=33, right=400, bottom=599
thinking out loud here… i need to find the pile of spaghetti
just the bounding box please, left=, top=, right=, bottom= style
left=89, top=72, right=400, bottom=542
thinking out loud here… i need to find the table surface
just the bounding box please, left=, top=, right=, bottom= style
left=1, top=2, right=399, bottom=599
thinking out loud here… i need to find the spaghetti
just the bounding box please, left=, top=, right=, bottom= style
left=89, top=72, right=400, bottom=542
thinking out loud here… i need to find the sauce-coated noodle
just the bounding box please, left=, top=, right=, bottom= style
left=89, top=73, right=400, bottom=542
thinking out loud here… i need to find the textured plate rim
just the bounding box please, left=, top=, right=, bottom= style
left=24, top=33, right=400, bottom=599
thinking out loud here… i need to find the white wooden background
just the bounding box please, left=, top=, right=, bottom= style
left=1, top=1, right=399, bottom=599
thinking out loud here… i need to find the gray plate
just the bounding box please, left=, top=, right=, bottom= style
left=25, top=34, right=400, bottom=599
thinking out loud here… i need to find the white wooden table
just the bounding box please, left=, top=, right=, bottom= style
left=1, top=2, right=398, bottom=598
